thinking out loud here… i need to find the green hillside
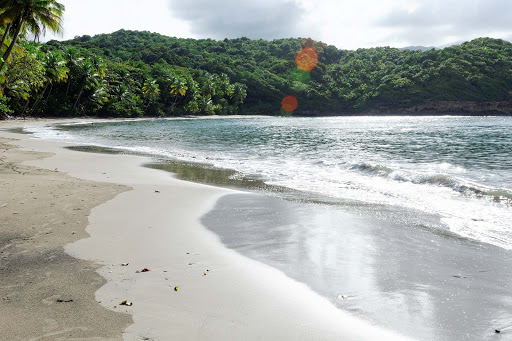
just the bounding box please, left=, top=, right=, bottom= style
left=3, top=29, right=512, bottom=117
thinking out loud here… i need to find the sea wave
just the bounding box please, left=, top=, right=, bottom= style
left=22, top=119, right=512, bottom=250
left=351, top=162, right=394, bottom=176
left=352, top=162, right=512, bottom=204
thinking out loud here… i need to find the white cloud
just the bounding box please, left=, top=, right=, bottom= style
left=167, top=0, right=308, bottom=40
left=377, top=0, right=512, bottom=46
left=45, top=0, right=512, bottom=49
left=45, top=0, right=193, bottom=41
left=296, top=0, right=418, bottom=48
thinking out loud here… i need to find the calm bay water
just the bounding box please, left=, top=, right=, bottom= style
left=30, top=116, right=512, bottom=250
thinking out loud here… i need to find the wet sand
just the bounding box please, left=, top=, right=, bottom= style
left=202, top=193, right=512, bottom=341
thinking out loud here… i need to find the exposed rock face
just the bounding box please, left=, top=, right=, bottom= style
left=296, top=99, right=512, bottom=116
left=0, top=112, right=8, bottom=120
left=365, top=100, right=512, bottom=115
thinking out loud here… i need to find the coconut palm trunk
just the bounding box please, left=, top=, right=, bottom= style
left=29, top=82, right=49, bottom=114
left=0, top=22, right=12, bottom=51
left=66, top=77, right=71, bottom=96
left=20, top=98, right=30, bottom=119
left=46, top=83, right=54, bottom=100
left=0, top=16, right=22, bottom=72
left=73, top=86, right=84, bottom=113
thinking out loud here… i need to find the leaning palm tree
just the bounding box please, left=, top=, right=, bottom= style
left=0, top=0, right=65, bottom=72
left=88, top=81, right=109, bottom=112
left=0, top=28, right=23, bottom=60
left=72, top=59, right=100, bottom=113
left=43, top=50, right=68, bottom=88
left=0, top=22, right=12, bottom=51
left=29, top=49, right=68, bottom=113
left=62, top=47, right=82, bottom=96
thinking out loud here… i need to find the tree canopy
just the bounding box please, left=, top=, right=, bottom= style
left=2, top=28, right=512, bottom=118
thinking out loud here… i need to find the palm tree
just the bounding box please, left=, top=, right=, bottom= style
left=185, top=78, right=199, bottom=96
left=89, top=55, right=106, bottom=79
left=231, top=83, right=247, bottom=104
left=0, top=26, right=23, bottom=94
left=30, top=50, right=68, bottom=113
left=1, top=46, right=45, bottom=116
left=217, top=73, right=233, bottom=98
left=44, top=50, right=68, bottom=83
left=169, top=76, right=187, bottom=96
left=143, top=79, right=160, bottom=99
left=0, top=0, right=64, bottom=72
left=198, top=71, right=217, bottom=97
left=110, top=84, right=129, bottom=101
left=142, top=79, right=160, bottom=110
left=72, top=59, right=100, bottom=113
left=62, top=47, right=81, bottom=95
left=0, top=22, right=12, bottom=51
left=88, top=81, right=108, bottom=111
left=197, top=95, right=214, bottom=115
left=168, top=76, right=188, bottom=112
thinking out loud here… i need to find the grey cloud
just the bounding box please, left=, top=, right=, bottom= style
left=168, top=0, right=306, bottom=40
left=378, top=0, right=512, bottom=45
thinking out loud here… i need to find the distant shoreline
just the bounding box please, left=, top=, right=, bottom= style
left=3, top=110, right=512, bottom=122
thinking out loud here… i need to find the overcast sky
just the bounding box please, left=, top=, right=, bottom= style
left=45, top=0, right=512, bottom=49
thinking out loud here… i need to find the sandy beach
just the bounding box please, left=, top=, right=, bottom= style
left=0, top=133, right=131, bottom=340
left=0, top=119, right=413, bottom=340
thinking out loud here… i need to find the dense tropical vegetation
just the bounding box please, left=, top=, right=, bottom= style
left=2, top=2, right=512, bottom=118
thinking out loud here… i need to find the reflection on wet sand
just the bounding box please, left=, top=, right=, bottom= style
left=202, top=193, right=512, bottom=341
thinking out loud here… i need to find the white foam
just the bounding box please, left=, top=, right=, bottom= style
left=28, top=121, right=512, bottom=250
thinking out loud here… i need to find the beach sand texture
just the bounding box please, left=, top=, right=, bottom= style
left=0, top=120, right=413, bottom=340
left=0, top=137, right=131, bottom=340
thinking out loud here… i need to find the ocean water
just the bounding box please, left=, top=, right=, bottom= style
left=27, top=116, right=512, bottom=250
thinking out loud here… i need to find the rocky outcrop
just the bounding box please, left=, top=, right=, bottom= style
left=295, top=99, right=512, bottom=117
left=365, top=99, right=512, bottom=116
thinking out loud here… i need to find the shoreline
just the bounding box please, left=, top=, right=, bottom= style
left=0, top=119, right=413, bottom=340
left=2, top=109, right=512, bottom=125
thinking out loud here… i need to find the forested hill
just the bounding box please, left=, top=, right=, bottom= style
left=3, top=29, right=512, bottom=117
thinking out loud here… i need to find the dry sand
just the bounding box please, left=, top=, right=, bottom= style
left=0, top=119, right=414, bottom=340
left=0, top=136, right=131, bottom=340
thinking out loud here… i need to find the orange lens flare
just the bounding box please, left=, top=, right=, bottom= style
left=281, top=96, right=298, bottom=112
left=295, top=48, right=318, bottom=72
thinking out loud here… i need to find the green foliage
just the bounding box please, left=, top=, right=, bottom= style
left=3, top=45, right=45, bottom=104
left=0, top=95, right=13, bottom=115
left=2, top=28, right=512, bottom=118
left=0, top=0, right=65, bottom=74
